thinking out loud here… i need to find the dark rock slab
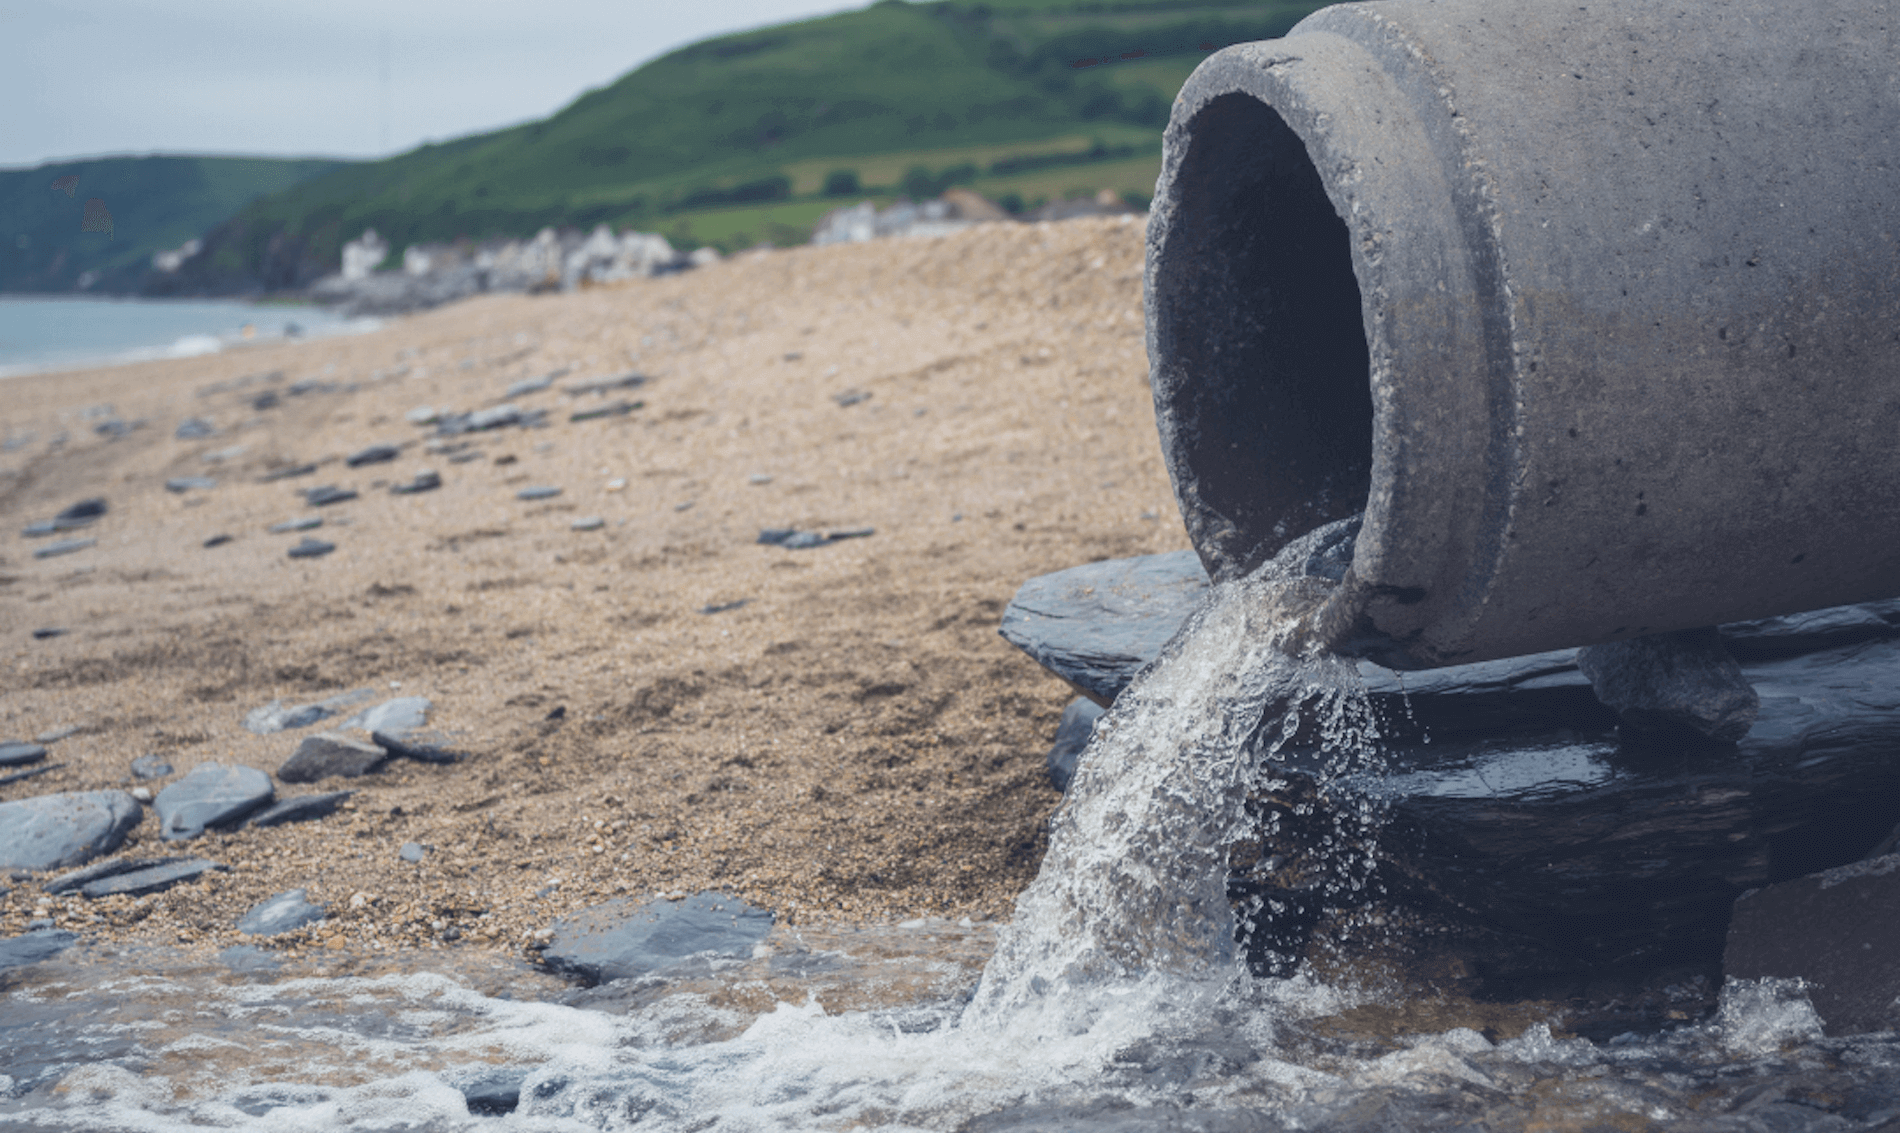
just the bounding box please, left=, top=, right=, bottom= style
left=302, top=485, right=357, bottom=507
left=541, top=892, right=774, bottom=986
left=0, top=929, right=78, bottom=971
left=337, top=696, right=429, bottom=736
left=1046, top=697, right=1105, bottom=792
left=1576, top=627, right=1759, bottom=742
left=288, top=538, right=335, bottom=559
left=54, top=498, right=107, bottom=525
left=516, top=485, right=562, bottom=501
left=130, top=754, right=173, bottom=780
left=278, top=733, right=387, bottom=783
left=1726, top=854, right=1900, bottom=1035
left=345, top=444, right=399, bottom=467
left=238, top=889, right=326, bottom=936
left=165, top=476, right=218, bottom=493
left=0, top=764, right=60, bottom=788
left=30, top=627, right=67, bottom=639
left=0, top=742, right=47, bottom=768
left=78, top=857, right=221, bottom=899
left=391, top=470, right=440, bottom=494
left=154, top=764, right=272, bottom=841
left=249, top=791, right=353, bottom=827
left=999, top=550, right=1210, bottom=706
left=756, top=527, right=872, bottom=550
left=33, top=538, right=95, bottom=559
left=203, top=534, right=233, bottom=548
left=455, top=1067, right=529, bottom=1116
left=0, top=791, right=142, bottom=870
left=371, top=731, right=464, bottom=765
left=43, top=855, right=179, bottom=894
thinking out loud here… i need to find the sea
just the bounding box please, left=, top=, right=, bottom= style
left=0, top=295, right=375, bottom=380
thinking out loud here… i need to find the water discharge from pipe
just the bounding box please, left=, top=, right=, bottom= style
left=967, top=517, right=1386, bottom=1037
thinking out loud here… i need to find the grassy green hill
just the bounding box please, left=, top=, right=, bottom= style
left=0, top=155, right=349, bottom=294
left=191, top=0, right=1331, bottom=288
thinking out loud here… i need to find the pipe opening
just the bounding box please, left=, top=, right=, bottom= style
left=1154, top=93, right=1372, bottom=581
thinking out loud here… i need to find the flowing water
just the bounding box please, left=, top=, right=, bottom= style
left=7, top=526, right=1900, bottom=1130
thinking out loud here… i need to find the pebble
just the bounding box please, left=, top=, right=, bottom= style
left=249, top=791, right=354, bottom=828
left=302, top=485, right=357, bottom=507
left=287, top=538, right=335, bottom=559
left=517, top=485, right=562, bottom=501
left=747, top=473, right=774, bottom=485
left=48, top=856, right=223, bottom=899
left=33, top=538, right=95, bottom=559
left=277, top=732, right=388, bottom=783
left=563, top=372, right=647, bottom=395
left=506, top=376, right=554, bottom=397
left=831, top=389, right=871, bottom=407
left=243, top=689, right=374, bottom=735
left=0, top=743, right=47, bottom=768
left=0, top=929, right=78, bottom=972
left=345, top=444, right=400, bottom=467
left=238, top=889, right=327, bottom=936
left=399, top=842, right=430, bottom=863
left=154, top=764, right=273, bottom=841
left=405, top=405, right=439, bottom=425
left=371, top=731, right=464, bottom=765
left=699, top=600, right=748, bottom=615
left=391, top=470, right=441, bottom=494
left=34, top=726, right=79, bottom=744
left=251, top=391, right=281, bottom=411
left=0, top=765, right=60, bottom=788
left=571, top=516, right=605, bottom=531
left=203, top=534, right=234, bottom=548
left=540, top=892, right=775, bottom=985
left=31, top=628, right=68, bottom=640
left=0, top=791, right=143, bottom=870
left=605, top=478, right=627, bottom=491
left=174, top=418, right=216, bottom=439
left=338, top=696, right=431, bottom=736
left=570, top=400, right=640, bottom=422
left=456, top=1068, right=530, bottom=1117
left=259, top=463, right=317, bottom=481
left=202, top=444, right=247, bottom=463
left=130, top=754, right=173, bottom=780
left=165, top=476, right=218, bottom=493
left=268, top=516, right=322, bottom=533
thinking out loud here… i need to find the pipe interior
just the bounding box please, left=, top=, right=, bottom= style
left=1156, top=93, right=1373, bottom=579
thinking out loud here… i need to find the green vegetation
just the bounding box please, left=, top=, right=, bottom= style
left=0, top=155, right=347, bottom=293
left=181, top=0, right=1337, bottom=288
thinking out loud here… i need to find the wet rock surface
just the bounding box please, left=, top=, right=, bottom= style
left=541, top=892, right=775, bottom=986
left=1725, top=853, right=1900, bottom=1035
left=1576, top=627, right=1759, bottom=741
left=1045, top=698, right=1104, bottom=792
left=999, top=550, right=1208, bottom=706
left=0, top=929, right=78, bottom=971
left=0, top=791, right=143, bottom=870
left=154, top=764, right=273, bottom=840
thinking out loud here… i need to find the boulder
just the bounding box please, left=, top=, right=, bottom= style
left=540, top=892, right=774, bottom=986
left=1725, top=853, right=1900, bottom=1035
left=154, top=764, right=273, bottom=840
left=0, top=791, right=143, bottom=870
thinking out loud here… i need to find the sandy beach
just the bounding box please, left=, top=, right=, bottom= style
left=0, top=215, right=1185, bottom=960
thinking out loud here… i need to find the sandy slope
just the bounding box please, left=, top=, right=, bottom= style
left=0, top=215, right=1188, bottom=960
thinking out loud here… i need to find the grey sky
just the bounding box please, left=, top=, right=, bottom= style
left=4, top=0, right=864, bottom=169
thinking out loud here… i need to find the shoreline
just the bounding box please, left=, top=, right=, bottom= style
left=0, top=215, right=1178, bottom=963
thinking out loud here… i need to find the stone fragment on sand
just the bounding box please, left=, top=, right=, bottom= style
left=251, top=391, right=281, bottom=411
left=165, top=476, right=217, bottom=493
left=278, top=732, right=388, bottom=783
left=54, top=498, right=107, bottom=527
left=268, top=516, right=322, bottom=533
left=243, top=689, right=374, bottom=736
left=371, top=732, right=464, bottom=764
left=34, top=538, right=95, bottom=559
left=570, top=400, right=640, bottom=422
left=302, top=485, right=357, bottom=507
left=337, top=696, right=430, bottom=736
left=346, top=444, right=400, bottom=467
left=31, top=628, right=67, bottom=639
left=399, top=841, right=430, bottom=863
left=174, top=417, right=216, bottom=439
left=540, top=892, right=775, bottom=986
left=756, top=526, right=871, bottom=550
left=1726, top=853, right=1900, bottom=1035
left=203, top=444, right=246, bottom=463
left=130, top=754, right=172, bottom=780
left=436, top=404, right=528, bottom=434
left=260, top=463, right=316, bottom=481
left=391, top=469, right=441, bottom=494
left=1046, top=697, right=1105, bottom=793
left=34, top=726, right=79, bottom=744
left=0, top=791, right=143, bottom=870
left=516, top=485, right=561, bottom=501
left=506, top=375, right=554, bottom=397
left=78, top=857, right=221, bottom=899
left=699, top=600, right=748, bottom=615
left=564, top=372, right=647, bottom=396
left=831, top=389, right=871, bottom=407
left=0, top=765, right=59, bottom=788
left=1577, top=627, right=1760, bottom=742
left=571, top=516, right=604, bottom=531
left=455, top=1067, right=529, bottom=1116
left=0, top=742, right=47, bottom=767
left=288, top=538, right=335, bottom=559
left=249, top=791, right=353, bottom=827
left=239, top=889, right=327, bottom=936
left=203, top=534, right=233, bottom=548
left=154, top=764, right=272, bottom=841
left=405, top=405, right=439, bottom=425
left=0, top=930, right=78, bottom=971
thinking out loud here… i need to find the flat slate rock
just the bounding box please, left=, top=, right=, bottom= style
left=541, top=892, right=775, bottom=986
left=391, top=470, right=441, bottom=494
left=238, top=889, right=327, bottom=936
left=34, top=726, right=79, bottom=744
left=154, top=764, right=273, bottom=841
left=303, top=485, right=358, bottom=507
left=288, top=538, right=335, bottom=559
left=268, top=516, right=322, bottom=533
left=78, top=857, right=221, bottom=899
left=33, top=538, right=95, bottom=559
left=372, top=731, right=464, bottom=764
left=278, top=733, right=387, bottom=783
left=0, top=930, right=79, bottom=971
left=130, top=754, right=173, bottom=780
left=337, top=696, right=430, bottom=736
left=999, top=550, right=1210, bottom=706
left=1726, top=853, right=1900, bottom=1035
left=249, top=791, right=353, bottom=827
left=243, top=688, right=375, bottom=736
left=564, top=372, right=647, bottom=395
left=516, top=485, right=562, bottom=500
left=0, top=742, right=47, bottom=768
left=43, top=855, right=189, bottom=894
left=0, top=791, right=143, bottom=871
left=345, top=444, right=400, bottom=467
left=165, top=476, right=218, bottom=493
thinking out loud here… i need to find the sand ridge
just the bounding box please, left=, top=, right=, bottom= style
left=0, top=215, right=1189, bottom=963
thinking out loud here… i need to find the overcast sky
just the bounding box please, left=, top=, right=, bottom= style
left=4, top=0, right=866, bottom=169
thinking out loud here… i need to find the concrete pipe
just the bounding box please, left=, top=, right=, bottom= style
left=1146, top=0, right=1900, bottom=671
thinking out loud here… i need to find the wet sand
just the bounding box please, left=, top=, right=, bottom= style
left=0, top=215, right=1187, bottom=962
